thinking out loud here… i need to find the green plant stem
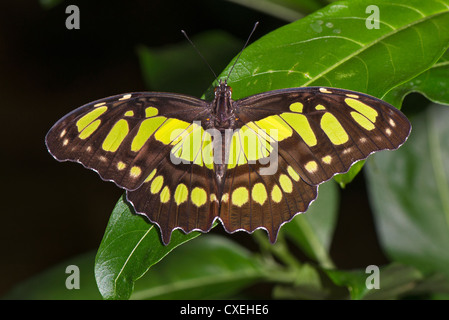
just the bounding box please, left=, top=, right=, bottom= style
left=291, top=216, right=336, bottom=270
left=253, top=231, right=302, bottom=271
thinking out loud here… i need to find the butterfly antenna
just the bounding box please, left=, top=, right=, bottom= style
left=181, top=29, right=218, bottom=83
left=226, top=21, right=259, bottom=83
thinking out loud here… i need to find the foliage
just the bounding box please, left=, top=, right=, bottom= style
left=11, top=0, right=449, bottom=299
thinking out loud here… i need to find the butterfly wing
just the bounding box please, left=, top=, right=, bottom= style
left=46, top=92, right=213, bottom=189
left=126, top=153, right=219, bottom=245
left=219, top=150, right=318, bottom=243
left=220, top=86, right=411, bottom=241
left=46, top=86, right=411, bottom=245
left=46, top=92, right=219, bottom=244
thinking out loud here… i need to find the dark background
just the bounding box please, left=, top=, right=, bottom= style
left=0, top=0, right=388, bottom=297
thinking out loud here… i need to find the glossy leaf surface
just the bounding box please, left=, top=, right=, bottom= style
left=366, top=105, right=449, bottom=278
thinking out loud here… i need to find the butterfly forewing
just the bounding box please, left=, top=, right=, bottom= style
left=234, top=87, right=410, bottom=186
left=46, top=92, right=211, bottom=191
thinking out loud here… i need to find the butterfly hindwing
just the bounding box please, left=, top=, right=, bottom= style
left=220, top=151, right=317, bottom=242
left=126, top=151, right=219, bottom=244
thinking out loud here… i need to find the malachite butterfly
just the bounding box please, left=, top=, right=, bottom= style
left=45, top=77, right=411, bottom=245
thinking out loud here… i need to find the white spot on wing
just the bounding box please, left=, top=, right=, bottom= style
left=94, top=102, right=106, bottom=107
left=389, top=118, right=396, bottom=127
left=319, top=88, right=332, bottom=93
left=119, top=94, right=132, bottom=101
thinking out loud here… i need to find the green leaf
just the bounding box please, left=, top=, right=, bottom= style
left=130, top=235, right=265, bottom=299
left=3, top=252, right=101, bottom=300
left=366, top=104, right=449, bottom=278
left=272, top=263, right=328, bottom=299
left=94, top=195, right=207, bottom=300
left=383, top=48, right=449, bottom=106
left=281, top=180, right=338, bottom=269
left=326, top=263, right=424, bottom=300
left=333, top=160, right=365, bottom=188
left=218, top=0, right=449, bottom=100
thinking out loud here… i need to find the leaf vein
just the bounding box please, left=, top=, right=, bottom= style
left=302, top=9, right=449, bottom=87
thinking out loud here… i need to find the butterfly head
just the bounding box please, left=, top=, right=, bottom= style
left=214, top=79, right=232, bottom=98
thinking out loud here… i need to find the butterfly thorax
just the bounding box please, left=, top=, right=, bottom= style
left=210, top=80, right=236, bottom=131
